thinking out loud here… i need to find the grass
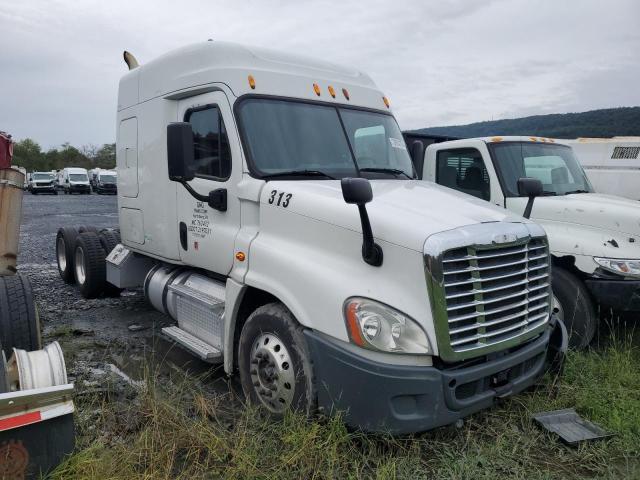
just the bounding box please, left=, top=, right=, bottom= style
left=51, top=324, right=640, bottom=480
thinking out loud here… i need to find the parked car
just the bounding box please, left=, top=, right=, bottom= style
left=28, top=171, right=58, bottom=194
left=94, top=169, right=117, bottom=194
left=60, top=167, right=91, bottom=194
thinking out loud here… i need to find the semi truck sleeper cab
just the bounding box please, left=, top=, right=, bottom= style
left=55, top=42, right=566, bottom=433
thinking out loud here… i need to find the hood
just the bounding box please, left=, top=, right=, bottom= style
left=532, top=193, right=640, bottom=237
left=264, top=180, right=527, bottom=252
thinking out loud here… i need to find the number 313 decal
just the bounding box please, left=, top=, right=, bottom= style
left=268, top=190, right=293, bottom=208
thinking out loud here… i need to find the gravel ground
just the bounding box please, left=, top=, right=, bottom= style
left=16, top=192, right=231, bottom=395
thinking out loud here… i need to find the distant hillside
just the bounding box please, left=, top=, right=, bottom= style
left=411, top=106, right=640, bottom=139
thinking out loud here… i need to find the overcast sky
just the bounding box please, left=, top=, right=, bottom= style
left=1, top=0, right=639, bottom=148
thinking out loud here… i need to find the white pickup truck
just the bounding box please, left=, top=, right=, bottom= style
left=408, top=134, right=640, bottom=348
left=54, top=42, right=565, bottom=434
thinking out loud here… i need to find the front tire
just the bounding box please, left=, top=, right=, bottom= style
left=74, top=232, right=106, bottom=298
left=238, top=303, right=316, bottom=417
left=551, top=267, right=597, bottom=349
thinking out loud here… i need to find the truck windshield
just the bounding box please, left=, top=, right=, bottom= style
left=69, top=174, right=87, bottom=182
left=33, top=173, right=54, bottom=180
left=100, top=175, right=116, bottom=183
left=490, top=142, right=593, bottom=196
left=237, top=98, right=415, bottom=180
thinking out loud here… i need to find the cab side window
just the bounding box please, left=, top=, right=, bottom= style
left=436, top=148, right=490, bottom=200
left=185, top=105, right=231, bottom=180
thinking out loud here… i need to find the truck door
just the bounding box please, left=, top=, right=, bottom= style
left=175, top=92, right=241, bottom=275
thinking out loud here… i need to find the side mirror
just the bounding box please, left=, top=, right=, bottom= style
left=341, top=177, right=373, bottom=205
left=341, top=178, right=382, bottom=267
left=517, top=177, right=543, bottom=219
left=411, top=140, right=425, bottom=179
left=167, top=122, right=196, bottom=182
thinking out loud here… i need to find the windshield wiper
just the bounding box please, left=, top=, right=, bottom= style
left=541, top=191, right=557, bottom=196
left=359, top=167, right=413, bottom=179
left=261, top=170, right=336, bottom=180
left=564, top=189, right=590, bottom=195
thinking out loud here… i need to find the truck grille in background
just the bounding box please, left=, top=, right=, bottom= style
left=441, top=238, right=550, bottom=354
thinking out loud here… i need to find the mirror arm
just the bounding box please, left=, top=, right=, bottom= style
left=357, top=204, right=383, bottom=266
left=180, top=181, right=227, bottom=212
left=180, top=180, right=209, bottom=203
left=523, top=196, right=535, bottom=219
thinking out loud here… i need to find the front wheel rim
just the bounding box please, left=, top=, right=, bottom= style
left=249, top=333, right=295, bottom=413
left=75, top=247, right=86, bottom=284
left=552, top=294, right=564, bottom=322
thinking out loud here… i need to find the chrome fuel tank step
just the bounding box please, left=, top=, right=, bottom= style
left=145, top=265, right=226, bottom=356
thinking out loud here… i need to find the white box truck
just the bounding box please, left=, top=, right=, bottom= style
left=410, top=135, right=640, bottom=349
left=54, top=42, right=566, bottom=433
left=60, top=167, right=91, bottom=194
left=561, top=137, right=640, bottom=200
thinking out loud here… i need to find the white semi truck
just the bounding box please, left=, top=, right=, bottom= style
left=54, top=42, right=566, bottom=433
left=406, top=134, right=640, bottom=349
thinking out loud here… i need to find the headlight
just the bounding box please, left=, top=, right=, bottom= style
left=594, top=257, right=640, bottom=278
left=343, top=297, right=432, bottom=354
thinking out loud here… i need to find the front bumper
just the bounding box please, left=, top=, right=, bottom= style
left=96, top=185, right=117, bottom=194
left=33, top=185, right=56, bottom=192
left=69, top=184, right=90, bottom=193
left=585, top=278, right=640, bottom=312
left=305, top=318, right=566, bottom=434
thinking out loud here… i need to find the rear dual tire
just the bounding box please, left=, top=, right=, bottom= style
left=74, top=232, right=107, bottom=298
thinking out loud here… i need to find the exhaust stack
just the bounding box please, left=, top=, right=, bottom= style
left=123, top=50, right=139, bottom=70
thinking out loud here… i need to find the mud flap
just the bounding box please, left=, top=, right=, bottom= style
left=545, top=315, right=568, bottom=375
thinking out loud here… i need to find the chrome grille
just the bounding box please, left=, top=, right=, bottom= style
left=441, top=237, right=550, bottom=354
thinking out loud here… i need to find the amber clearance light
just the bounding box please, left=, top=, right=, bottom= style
left=345, top=302, right=365, bottom=347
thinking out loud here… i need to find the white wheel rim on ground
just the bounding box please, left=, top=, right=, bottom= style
left=75, top=247, right=86, bottom=284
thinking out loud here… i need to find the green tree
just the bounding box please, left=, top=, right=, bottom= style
left=12, top=138, right=45, bottom=171
left=94, top=143, right=116, bottom=169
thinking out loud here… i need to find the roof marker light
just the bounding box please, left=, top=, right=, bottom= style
left=248, top=75, right=256, bottom=90
left=313, top=83, right=321, bottom=96
left=328, top=86, right=336, bottom=98
left=342, top=88, right=350, bottom=100
left=491, top=136, right=503, bottom=142
left=530, top=137, right=538, bottom=142
left=383, top=96, right=390, bottom=108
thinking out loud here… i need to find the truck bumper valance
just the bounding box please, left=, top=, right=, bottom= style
left=304, top=319, right=564, bottom=434
left=585, top=278, right=640, bottom=312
